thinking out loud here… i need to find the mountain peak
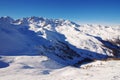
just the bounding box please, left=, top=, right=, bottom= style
left=7, top=16, right=80, bottom=28
left=0, top=16, right=14, bottom=24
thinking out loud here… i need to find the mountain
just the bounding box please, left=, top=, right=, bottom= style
left=0, top=16, right=120, bottom=66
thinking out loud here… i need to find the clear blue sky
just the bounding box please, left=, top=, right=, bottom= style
left=0, top=0, right=120, bottom=25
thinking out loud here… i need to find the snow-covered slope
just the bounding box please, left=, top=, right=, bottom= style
left=0, top=16, right=120, bottom=80
left=0, top=16, right=120, bottom=66
left=0, top=56, right=120, bottom=80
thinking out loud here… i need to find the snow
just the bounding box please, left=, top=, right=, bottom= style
left=55, top=24, right=120, bottom=55
left=0, top=56, right=120, bottom=80
left=0, top=16, right=120, bottom=80
left=0, top=16, right=119, bottom=57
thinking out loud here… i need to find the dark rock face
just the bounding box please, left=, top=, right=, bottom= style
left=102, top=39, right=120, bottom=57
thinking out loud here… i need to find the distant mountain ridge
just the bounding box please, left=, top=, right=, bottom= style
left=0, top=16, right=120, bottom=66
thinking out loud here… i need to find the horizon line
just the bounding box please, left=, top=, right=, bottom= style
left=0, top=15, right=119, bottom=26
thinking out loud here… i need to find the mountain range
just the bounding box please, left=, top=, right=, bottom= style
left=0, top=16, right=120, bottom=66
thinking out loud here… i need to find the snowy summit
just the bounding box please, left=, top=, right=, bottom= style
left=0, top=16, right=120, bottom=80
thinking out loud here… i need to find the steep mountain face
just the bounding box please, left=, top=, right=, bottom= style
left=0, top=16, right=120, bottom=66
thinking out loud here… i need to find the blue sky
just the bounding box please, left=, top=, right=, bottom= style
left=0, top=0, right=120, bottom=25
